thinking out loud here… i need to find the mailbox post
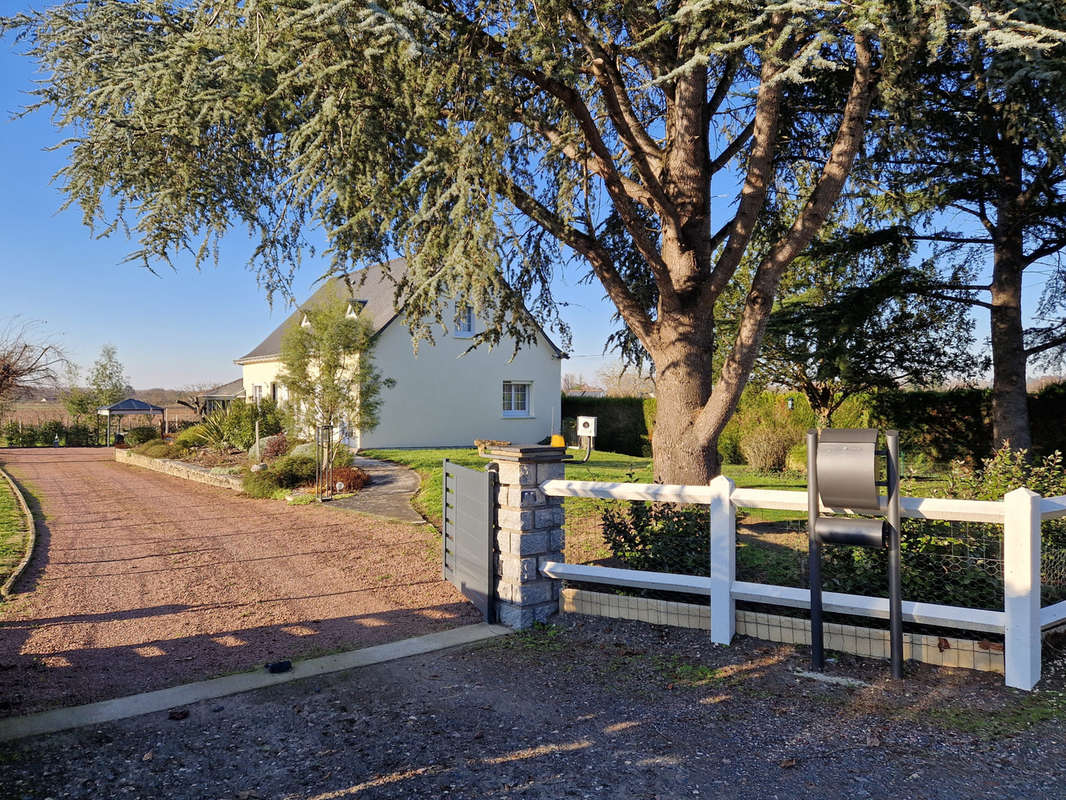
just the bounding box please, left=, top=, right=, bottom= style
left=807, top=428, right=903, bottom=679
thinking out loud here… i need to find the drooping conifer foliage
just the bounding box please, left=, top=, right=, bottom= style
left=4, top=1, right=1060, bottom=481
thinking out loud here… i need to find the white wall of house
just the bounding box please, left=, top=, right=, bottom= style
left=240, top=361, right=288, bottom=406
left=237, top=315, right=562, bottom=449
left=358, top=318, right=562, bottom=449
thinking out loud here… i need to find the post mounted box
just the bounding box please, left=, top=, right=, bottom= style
left=576, top=416, right=597, bottom=438
left=816, top=428, right=880, bottom=511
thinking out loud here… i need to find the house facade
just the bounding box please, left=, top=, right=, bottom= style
left=234, top=260, right=565, bottom=449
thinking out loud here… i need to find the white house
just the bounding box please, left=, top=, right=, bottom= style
left=234, top=259, right=566, bottom=448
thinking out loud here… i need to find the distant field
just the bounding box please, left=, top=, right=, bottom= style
left=4, top=401, right=198, bottom=428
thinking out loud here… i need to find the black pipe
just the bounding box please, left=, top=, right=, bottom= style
left=807, top=430, right=824, bottom=671
left=886, top=430, right=903, bottom=679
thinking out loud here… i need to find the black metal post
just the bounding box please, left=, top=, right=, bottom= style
left=886, top=430, right=903, bottom=679
left=807, top=429, right=824, bottom=671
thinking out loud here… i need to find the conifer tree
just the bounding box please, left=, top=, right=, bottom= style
left=5, top=1, right=1059, bottom=480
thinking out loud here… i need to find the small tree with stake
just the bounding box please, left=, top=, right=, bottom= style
left=279, top=295, right=394, bottom=448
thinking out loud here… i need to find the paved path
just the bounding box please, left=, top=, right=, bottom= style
left=0, top=448, right=477, bottom=717
left=329, top=455, right=425, bottom=524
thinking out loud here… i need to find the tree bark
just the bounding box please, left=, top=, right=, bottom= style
left=650, top=315, right=717, bottom=485
left=989, top=231, right=1032, bottom=451
left=989, top=138, right=1032, bottom=452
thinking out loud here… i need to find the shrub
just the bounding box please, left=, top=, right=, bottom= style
left=737, top=395, right=803, bottom=471
left=222, top=399, right=283, bottom=451
left=141, top=443, right=175, bottom=459
left=242, top=468, right=282, bottom=498
left=13, top=424, right=38, bottom=448
left=197, top=410, right=230, bottom=453
left=261, top=433, right=290, bottom=460
left=174, top=424, right=206, bottom=450
left=37, top=420, right=66, bottom=445
left=333, top=445, right=354, bottom=468
left=332, top=466, right=371, bottom=493
left=271, top=453, right=317, bottom=489
left=126, top=426, right=160, bottom=446
left=602, top=501, right=709, bottom=577
left=718, top=418, right=744, bottom=464
left=66, top=423, right=92, bottom=446
left=740, top=425, right=798, bottom=471
left=2, top=421, right=21, bottom=446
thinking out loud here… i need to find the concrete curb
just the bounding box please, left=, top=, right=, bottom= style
left=0, top=463, right=37, bottom=599
left=0, top=623, right=510, bottom=742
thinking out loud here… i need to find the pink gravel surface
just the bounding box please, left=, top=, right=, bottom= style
left=0, top=448, right=478, bottom=717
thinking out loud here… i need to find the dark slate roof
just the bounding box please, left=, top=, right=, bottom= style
left=203, top=377, right=245, bottom=398
left=236, top=257, right=565, bottom=363
left=235, top=259, right=405, bottom=364
left=97, top=398, right=165, bottom=414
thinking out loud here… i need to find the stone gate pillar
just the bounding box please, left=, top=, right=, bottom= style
left=483, top=444, right=566, bottom=629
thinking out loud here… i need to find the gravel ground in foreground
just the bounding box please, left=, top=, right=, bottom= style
left=0, top=448, right=477, bottom=716
left=3, top=615, right=1065, bottom=800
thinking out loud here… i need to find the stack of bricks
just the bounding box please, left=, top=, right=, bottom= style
left=484, top=445, right=566, bottom=629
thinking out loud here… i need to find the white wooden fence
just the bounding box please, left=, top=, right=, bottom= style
left=538, top=475, right=1066, bottom=691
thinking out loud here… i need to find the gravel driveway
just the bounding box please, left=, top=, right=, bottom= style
left=0, top=448, right=477, bottom=716
left=2, top=615, right=1064, bottom=800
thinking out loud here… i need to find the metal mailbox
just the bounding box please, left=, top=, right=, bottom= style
left=808, top=428, right=903, bottom=680
left=816, top=429, right=880, bottom=510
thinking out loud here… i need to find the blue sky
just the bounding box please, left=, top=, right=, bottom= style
left=0, top=15, right=620, bottom=389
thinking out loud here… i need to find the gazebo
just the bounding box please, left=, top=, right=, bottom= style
left=97, top=398, right=167, bottom=446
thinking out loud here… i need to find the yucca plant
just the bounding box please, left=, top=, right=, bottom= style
left=196, top=409, right=230, bottom=453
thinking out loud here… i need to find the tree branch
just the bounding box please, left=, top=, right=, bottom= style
left=499, top=177, right=654, bottom=348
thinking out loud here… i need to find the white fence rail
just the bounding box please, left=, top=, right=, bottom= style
left=539, top=477, right=1066, bottom=691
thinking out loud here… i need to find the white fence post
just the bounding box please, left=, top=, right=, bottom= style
left=710, top=475, right=736, bottom=644
left=1004, top=487, right=1041, bottom=690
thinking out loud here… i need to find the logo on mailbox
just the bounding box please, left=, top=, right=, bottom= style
left=576, top=416, right=597, bottom=437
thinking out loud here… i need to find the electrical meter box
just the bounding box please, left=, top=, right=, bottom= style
left=576, top=416, right=598, bottom=438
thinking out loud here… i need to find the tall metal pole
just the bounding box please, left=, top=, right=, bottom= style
left=886, top=430, right=903, bottom=679
left=807, top=429, right=824, bottom=671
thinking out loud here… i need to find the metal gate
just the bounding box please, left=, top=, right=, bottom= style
left=442, top=459, right=496, bottom=623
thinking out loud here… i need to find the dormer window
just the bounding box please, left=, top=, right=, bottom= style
left=346, top=300, right=367, bottom=319
left=455, top=304, right=475, bottom=337
left=300, top=313, right=311, bottom=328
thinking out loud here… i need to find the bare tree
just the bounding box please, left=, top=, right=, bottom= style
left=596, top=363, right=656, bottom=398
left=0, top=319, right=66, bottom=411
left=562, top=373, right=592, bottom=392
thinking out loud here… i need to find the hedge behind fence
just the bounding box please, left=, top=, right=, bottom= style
left=563, top=382, right=1066, bottom=464
left=561, top=396, right=654, bottom=457
left=871, top=383, right=1066, bottom=463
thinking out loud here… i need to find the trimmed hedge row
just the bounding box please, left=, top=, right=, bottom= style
left=564, top=382, right=1066, bottom=464
left=561, top=396, right=654, bottom=457
left=870, top=383, right=1066, bottom=463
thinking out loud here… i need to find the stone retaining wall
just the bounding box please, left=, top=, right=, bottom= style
left=115, top=449, right=244, bottom=492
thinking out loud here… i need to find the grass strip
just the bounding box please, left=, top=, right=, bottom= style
left=0, top=467, right=31, bottom=595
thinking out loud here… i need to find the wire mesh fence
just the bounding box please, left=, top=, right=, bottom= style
left=561, top=496, right=1066, bottom=612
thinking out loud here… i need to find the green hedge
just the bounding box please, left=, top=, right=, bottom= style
left=562, top=382, right=1066, bottom=465
left=869, top=383, right=1066, bottom=463
left=561, top=396, right=655, bottom=457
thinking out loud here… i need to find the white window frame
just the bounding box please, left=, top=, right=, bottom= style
left=502, top=381, right=533, bottom=418
left=455, top=304, right=475, bottom=337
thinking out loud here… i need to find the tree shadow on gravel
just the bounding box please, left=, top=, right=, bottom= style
left=0, top=599, right=479, bottom=718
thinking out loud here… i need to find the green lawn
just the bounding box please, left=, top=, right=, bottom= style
left=362, top=447, right=812, bottom=529
left=0, top=471, right=30, bottom=591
